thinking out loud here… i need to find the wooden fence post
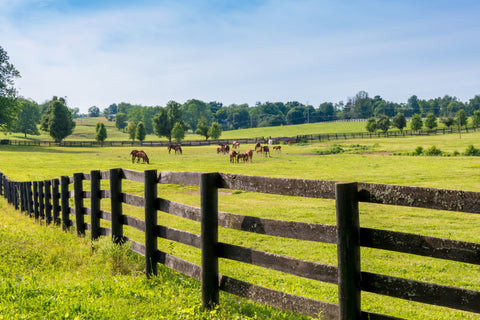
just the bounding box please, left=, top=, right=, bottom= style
left=144, top=169, right=158, bottom=277
left=61, top=176, right=71, bottom=230
left=336, top=182, right=361, bottom=320
left=201, top=172, right=219, bottom=309
left=73, top=173, right=85, bottom=236
left=110, top=168, right=123, bottom=243
left=45, top=180, right=52, bottom=224
left=33, top=181, right=39, bottom=219
left=39, top=181, right=45, bottom=219
left=26, top=181, right=33, bottom=217
left=90, top=170, right=101, bottom=241
left=0, top=172, right=3, bottom=195
left=13, top=182, right=19, bottom=210
left=52, top=179, right=60, bottom=224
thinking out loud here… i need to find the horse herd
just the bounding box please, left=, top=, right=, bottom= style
left=129, top=141, right=282, bottom=165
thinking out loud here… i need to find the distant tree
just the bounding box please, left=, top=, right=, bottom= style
left=40, top=97, right=76, bottom=142
left=153, top=101, right=185, bottom=143
left=95, top=122, right=107, bottom=146
left=407, top=95, right=421, bottom=116
left=376, top=115, right=391, bottom=133
left=15, top=99, right=40, bottom=137
left=195, top=117, right=210, bottom=140
left=135, top=121, right=146, bottom=144
left=88, top=106, right=100, bottom=117
left=410, top=114, right=423, bottom=132
left=171, top=122, right=185, bottom=143
left=0, top=45, right=21, bottom=132
left=455, top=109, right=467, bottom=129
left=208, top=122, right=222, bottom=140
left=366, top=117, right=377, bottom=132
left=182, top=99, right=212, bottom=132
left=472, top=110, right=480, bottom=129
left=424, top=112, right=437, bottom=130
left=286, top=107, right=306, bottom=125
left=127, top=122, right=136, bottom=144
left=441, top=117, right=455, bottom=129
left=115, top=112, right=128, bottom=131
left=392, top=113, right=407, bottom=132
left=103, top=103, right=118, bottom=120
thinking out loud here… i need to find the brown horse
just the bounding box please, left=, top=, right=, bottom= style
left=262, top=145, right=270, bottom=157
left=246, top=149, right=253, bottom=162
left=233, top=141, right=240, bottom=149
left=273, top=145, right=281, bottom=152
left=236, top=153, right=249, bottom=163
left=168, top=144, right=182, bottom=154
left=132, top=150, right=149, bottom=164
left=254, top=142, right=261, bottom=149
left=229, top=150, right=238, bottom=163
left=130, top=150, right=140, bottom=163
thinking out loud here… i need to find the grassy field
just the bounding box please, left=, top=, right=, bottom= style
left=1, top=129, right=480, bottom=319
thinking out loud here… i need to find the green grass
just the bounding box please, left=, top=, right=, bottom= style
left=2, top=131, right=480, bottom=319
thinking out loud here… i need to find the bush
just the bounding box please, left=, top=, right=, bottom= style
left=424, top=145, right=442, bottom=156
left=414, top=146, right=423, bottom=156
left=94, top=237, right=143, bottom=275
left=464, top=145, right=480, bottom=156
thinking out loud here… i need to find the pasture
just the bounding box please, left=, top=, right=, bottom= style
left=1, top=131, right=480, bottom=319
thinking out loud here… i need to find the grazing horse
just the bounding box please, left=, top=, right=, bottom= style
left=254, top=142, right=261, bottom=149
left=246, top=149, right=253, bottom=162
left=262, top=145, right=270, bottom=157
left=168, top=144, right=182, bottom=154
left=287, top=140, right=296, bottom=145
left=236, top=153, right=249, bottom=163
left=273, top=145, right=281, bottom=152
left=134, top=150, right=149, bottom=164
left=217, top=144, right=229, bottom=154
left=232, top=141, right=240, bottom=149
left=229, top=150, right=238, bottom=163
left=130, top=150, right=140, bottom=163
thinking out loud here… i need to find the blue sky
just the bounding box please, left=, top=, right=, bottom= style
left=1, top=0, right=480, bottom=112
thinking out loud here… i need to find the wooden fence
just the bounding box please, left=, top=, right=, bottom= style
left=1, top=169, right=480, bottom=319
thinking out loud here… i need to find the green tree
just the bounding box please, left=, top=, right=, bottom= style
left=366, top=117, right=377, bottom=132
left=95, top=122, right=107, bottom=146
left=195, top=117, right=210, bottom=140
left=15, top=99, right=40, bottom=137
left=171, top=122, right=185, bottom=143
left=207, top=122, right=222, bottom=140
left=181, top=99, right=212, bottom=132
left=153, top=101, right=185, bottom=143
left=127, top=122, right=136, bottom=143
left=286, top=107, right=306, bottom=125
left=455, top=109, right=467, bottom=129
left=115, top=112, right=128, bottom=131
left=392, top=113, right=407, bottom=132
left=410, top=114, right=423, bottom=132
left=407, top=95, right=421, bottom=116
left=0, top=46, right=21, bottom=132
left=472, top=110, right=480, bottom=129
left=135, top=121, right=146, bottom=144
left=88, top=106, right=100, bottom=117
left=441, top=117, right=455, bottom=128
left=40, top=98, right=76, bottom=142
left=376, top=115, right=391, bottom=133
left=424, top=112, right=437, bottom=130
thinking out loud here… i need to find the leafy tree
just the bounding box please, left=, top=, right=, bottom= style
left=135, top=121, right=146, bottom=144
left=40, top=98, right=76, bottom=142
left=153, top=101, right=185, bottom=143
left=95, top=122, right=107, bottom=146
left=441, top=117, right=455, bottom=128
left=195, top=117, right=210, bottom=140
left=286, top=107, right=306, bottom=125
left=392, top=113, right=406, bottom=132
left=171, top=122, right=185, bottom=143
left=410, top=114, right=423, bottom=132
left=353, top=91, right=373, bottom=119
left=208, top=122, right=222, bottom=140
left=376, top=115, right=391, bottom=133
left=0, top=46, right=21, bottom=132
left=15, top=99, right=40, bottom=137
left=455, top=109, right=467, bottom=129
left=318, top=102, right=336, bottom=121
left=366, top=117, right=377, bottom=132
left=424, top=112, right=437, bottom=129
left=407, top=95, right=421, bottom=116
left=127, top=122, right=136, bottom=143
left=115, top=112, right=128, bottom=131
left=472, top=110, right=480, bottom=129
left=103, top=103, right=118, bottom=120
left=88, top=106, right=100, bottom=117
left=182, top=99, right=212, bottom=132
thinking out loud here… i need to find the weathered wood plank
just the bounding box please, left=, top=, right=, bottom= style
left=219, top=275, right=339, bottom=319
left=359, top=182, right=480, bottom=214
left=361, top=228, right=480, bottom=265
left=123, top=193, right=145, bottom=208
left=361, top=272, right=480, bottom=313
left=157, top=250, right=201, bottom=281
left=158, top=171, right=202, bottom=186
left=100, top=170, right=110, bottom=180
left=157, top=198, right=201, bottom=221
left=100, top=190, right=110, bottom=199
left=218, top=211, right=337, bottom=243
left=122, top=214, right=146, bottom=232
left=99, top=210, right=112, bottom=221
left=122, top=169, right=144, bottom=183
left=218, top=173, right=337, bottom=198
left=156, top=225, right=201, bottom=249
left=218, top=242, right=338, bottom=284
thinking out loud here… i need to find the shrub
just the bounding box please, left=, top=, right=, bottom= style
left=414, top=146, right=423, bottom=156
left=464, top=145, right=480, bottom=156
left=424, top=145, right=442, bottom=156
left=94, top=237, right=143, bottom=275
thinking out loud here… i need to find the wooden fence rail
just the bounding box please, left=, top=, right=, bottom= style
left=1, top=169, right=480, bottom=319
